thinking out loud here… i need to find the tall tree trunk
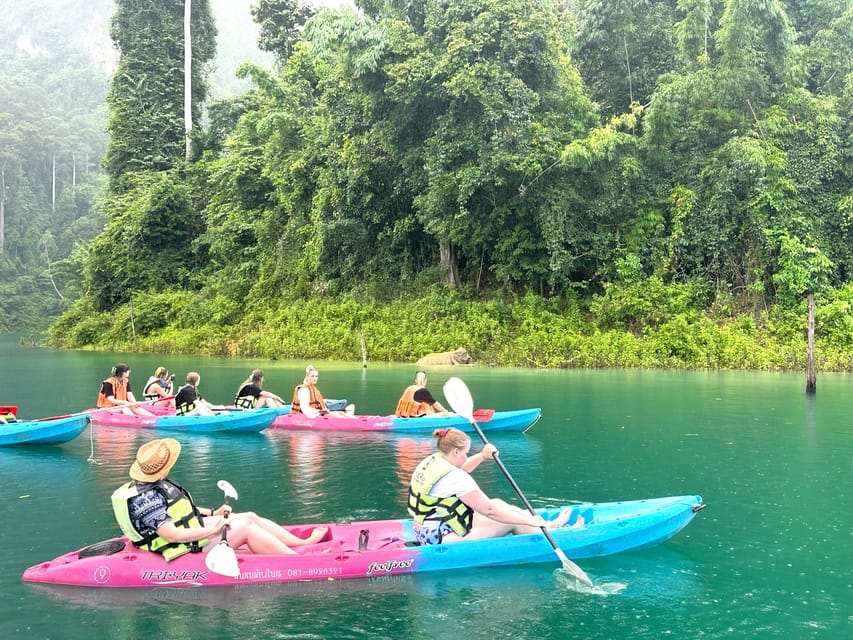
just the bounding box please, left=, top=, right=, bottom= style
left=0, top=167, right=5, bottom=253
left=439, top=238, right=459, bottom=286
left=52, top=154, right=56, bottom=212
left=184, top=0, right=192, bottom=159
left=806, top=293, right=816, bottom=395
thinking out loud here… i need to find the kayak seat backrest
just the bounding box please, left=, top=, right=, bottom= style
left=78, top=539, right=127, bottom=558
left=287, top=525, right=333, bottom=544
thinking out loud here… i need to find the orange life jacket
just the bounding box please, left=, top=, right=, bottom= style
left=395, top=385, right=434, bottom=418
left=290, top=383, right=328, bottom=414
left=97, top=376, right=128, bottom=408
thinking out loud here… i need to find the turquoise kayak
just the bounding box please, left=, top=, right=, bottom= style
left=0, top=413, right=90, bottom=446
left=22, top=495, right=705, bottom=588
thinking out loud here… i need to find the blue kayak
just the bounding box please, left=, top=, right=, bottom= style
left=0, top=414, right=90, bottom=446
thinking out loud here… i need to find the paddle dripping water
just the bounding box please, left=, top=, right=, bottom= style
left=554, top=569, right=627, bottom=595
left=442, top=376, right=594, bottom=588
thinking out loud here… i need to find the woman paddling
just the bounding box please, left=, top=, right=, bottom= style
left=408, top=427, right=583, bottom=544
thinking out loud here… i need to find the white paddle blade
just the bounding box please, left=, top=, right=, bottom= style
left=217, top=480, right=238, bottom=501
left=205, top=540, right=239, bottom=577
left=443, top=377, right=474, bottom=420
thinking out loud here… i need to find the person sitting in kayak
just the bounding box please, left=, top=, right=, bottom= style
left=143, top=366, right=175, bottom=407
left=112, top=437, right=328, bottom=560
left=290, top=365, right=354, bottom=418
left=235, top=369, right=287, bottom=409
left=97, top=363, right=155, bottom=416
left=409, top=427, right=583, bottom=545
left=174, top=372, right=224, bottom=416
left=395, top=371, right=451, bottom=417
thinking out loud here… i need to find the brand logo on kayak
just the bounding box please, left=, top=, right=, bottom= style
left=141, top=570, right=209, bottom=582
left=366, top=559, right=414, bottom=575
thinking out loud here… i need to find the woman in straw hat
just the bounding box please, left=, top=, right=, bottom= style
left=112, top=438, right=327, bottom=560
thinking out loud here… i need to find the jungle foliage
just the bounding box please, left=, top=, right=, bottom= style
left=6, top=1, right=853, bottom=370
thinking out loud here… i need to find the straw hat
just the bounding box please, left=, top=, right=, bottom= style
left=130, top=438, right=181, bottom=482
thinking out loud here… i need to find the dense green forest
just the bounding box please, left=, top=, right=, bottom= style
left=3, top=1, right=852, bottom=371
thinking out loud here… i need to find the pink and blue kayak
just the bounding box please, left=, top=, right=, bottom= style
left=0, top=413, right=90, bottom=446
left=22, top=495, right=705, bottom=588
left=270, top=407, right=541, bottom=433
left=86, top=407, right=277, bottom=433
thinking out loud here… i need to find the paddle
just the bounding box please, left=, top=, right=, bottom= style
left=35, top=396, right=177, bottom=422
left=442, top=377, right=593, bottom=587
left=205, top=480, right=240, bottom=578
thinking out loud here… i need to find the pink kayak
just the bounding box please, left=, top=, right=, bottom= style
left=22, top=495, right=705, bottom=588
left=270, top=407, right=541, bottom=433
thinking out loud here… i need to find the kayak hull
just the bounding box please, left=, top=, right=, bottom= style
left=87, top=407, right=277, bottom=433
left=0, top=414, right=90, bottom=446
left=22, top=495, right=704, bottom=588
left=270, top=408, right=541, bottom=433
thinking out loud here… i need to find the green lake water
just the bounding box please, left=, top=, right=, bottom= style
left=0, top=335, right=850, bottom=639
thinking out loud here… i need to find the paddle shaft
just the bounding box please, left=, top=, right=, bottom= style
left=36, top=396, right=175, bottom=421
left=466, top=415, right=593, bottom=586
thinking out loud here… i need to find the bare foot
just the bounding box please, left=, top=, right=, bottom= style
left=550, top=508, right=572, bottom=528
left=550, top=509, right=585, bottom=529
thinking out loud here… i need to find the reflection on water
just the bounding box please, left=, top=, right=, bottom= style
left=2, top=336, right=851, bottom=640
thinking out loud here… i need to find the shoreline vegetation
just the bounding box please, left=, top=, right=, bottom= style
left=46, top=289, right=853, bottom=372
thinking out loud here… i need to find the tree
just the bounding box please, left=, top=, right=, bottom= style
left=104, top=0, right=216, bottom=193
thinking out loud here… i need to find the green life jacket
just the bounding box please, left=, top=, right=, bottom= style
left=111, top=479, right=209, bottom=561
left=408, top=453, right=474, bottom=538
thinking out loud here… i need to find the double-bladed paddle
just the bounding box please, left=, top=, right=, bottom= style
left=205, top=480, right=240, bottom=577
left=442, top=376, right=593, bottom=587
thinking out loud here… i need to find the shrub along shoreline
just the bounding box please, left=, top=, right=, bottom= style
left=46, top=290, right=853, bottom=372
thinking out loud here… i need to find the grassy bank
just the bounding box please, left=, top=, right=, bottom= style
left=46, top=289, right=853, bottom=372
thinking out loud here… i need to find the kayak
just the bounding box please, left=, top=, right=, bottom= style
left=86, top=407, right=277, bottom=433
left=0, top=413, right=90, bottom=446
left=270, top=407, right=542, bottom=433
left=22, top=494, right=705, bottom=588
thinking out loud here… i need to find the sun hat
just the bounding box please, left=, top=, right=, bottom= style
left=130, top=438, right=181, bottom=482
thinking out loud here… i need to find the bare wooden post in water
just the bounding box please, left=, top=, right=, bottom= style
left=806, top=293, right=816, bottom=395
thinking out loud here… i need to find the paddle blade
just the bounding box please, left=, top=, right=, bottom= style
left=205, top=539, right=239, bottom=577
left=217, top=480, right=238, bottom=501
left=443, top=377, right=474, bottom=421
left=554, top=547, right=594, bottom=587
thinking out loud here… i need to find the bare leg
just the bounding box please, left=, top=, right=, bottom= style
left=228, top=512, right=328, bottom=547
left=222, top=521, right=298, bottom=555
